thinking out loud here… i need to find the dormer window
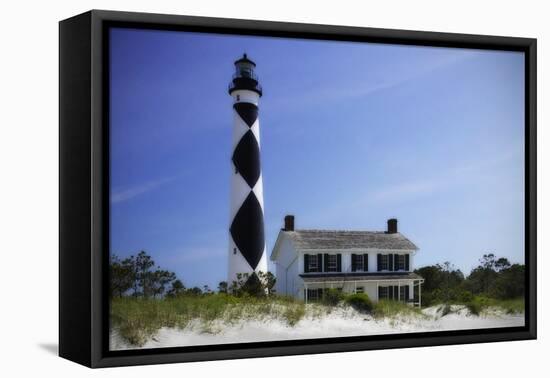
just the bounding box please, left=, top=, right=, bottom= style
left=380, top=255, right=389, bottom=270
left=304, top=253, right=322, bottom=273
left=308, top=255, right=319, bottom=272
left=395, top=255, right=406, bottom=270
left=351, top=253, right=369, bottom=272
left=326, top=255, right=337, bottom=272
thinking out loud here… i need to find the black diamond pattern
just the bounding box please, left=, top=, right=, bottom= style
left=234, top=102, right=258, bottom=127
left=232, top=130, right=261, bottom=188
left=230, top=192, right=265, bottom=269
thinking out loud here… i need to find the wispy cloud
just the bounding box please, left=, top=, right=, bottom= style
left=362, top=148, right=521, bottom=206
left=300, top=147, right=521, bottom=226
left=369, top=179, right=439, bottom=203
left=266, top=51, right=476, bottom=113
left=111, top=176, right=176, bottom=204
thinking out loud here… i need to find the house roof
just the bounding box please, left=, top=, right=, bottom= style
left=283, top=229, right=418, bottom=251
left=300, top=272, right=423, bottom=283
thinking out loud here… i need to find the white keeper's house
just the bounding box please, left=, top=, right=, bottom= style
left=270, top=215, right=424, bottom=306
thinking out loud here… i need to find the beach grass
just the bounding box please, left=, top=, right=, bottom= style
left=111, top=294, right=307, bottom=346
left=432, top=296, right=525, bottom=316
left=111, top=294, right=525, bottom=347
left=372, top=300, right=424, bottom=319
left=470, top=297, right=525, bottom=315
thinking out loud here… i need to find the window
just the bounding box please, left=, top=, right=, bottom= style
left=355, top=287, right=364, bottom=294
left=326, top=254, right=338, bottom=272
left=396, top=255, right=405, bottom=270
left=379, top=286, right=389, bottom=300
left=308, top=256, right=319, bottom=272
left=400, top=286, right=407, bottom=301
left=307, top=289, right=319, bottom=301
left=353, top=254, right=364, bottom=271
left=380, top=255, right=389, bottom=270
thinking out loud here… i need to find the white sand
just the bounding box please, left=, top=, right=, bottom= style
left=110, top=305, right=525, bottom=350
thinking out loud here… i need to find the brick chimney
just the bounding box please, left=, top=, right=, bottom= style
left=387, top=218, right=398, bottom=234
left=284, top=215, right=295, bottom=231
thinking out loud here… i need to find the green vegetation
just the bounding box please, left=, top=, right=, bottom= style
left=415, top=253, right=525, bottom=314
left=344, top=293, right=373, bottom=313
left=111, top=251, right=276, bottom=299
left=322, top=288, right=346, bottom=306
left=111, top=294, right=307, bottom=346
left=110, top=251, right=524, bottom=347
left=465, top=296, right=524, bottom=316
left=414, top=254, right=525, bottom=315
left=372, top=299, right=423, bottom=319
left=111, top=250, right=282, bottom=346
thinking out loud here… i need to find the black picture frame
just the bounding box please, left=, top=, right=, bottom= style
left=59, top=9, right=537, bottom=368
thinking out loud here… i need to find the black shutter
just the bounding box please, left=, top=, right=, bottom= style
left=351, top=254, right=356, bottom=272
left=405, top=254, right=410, bottom=271
left=389, top=254, right=394, bottom=271
left=317, top=288, right=323, bottom=300
left=337, top=254, right=342, bottom=272
left=363, top=254, right=369, bottom=272
left=317, top=254, right=323, bottom=272
left=378, top=286, right=383, bottom=300
left=388, top=286, right=393, bottom=300
left=405, top=285, right=410, bottom=301
left=304, top=254, right=310, bottom=273
left=394, top=286, right=398, bottom=299
left=324, top=254, right=329, bottom=272
left=377, top=254, right=381, bottom=271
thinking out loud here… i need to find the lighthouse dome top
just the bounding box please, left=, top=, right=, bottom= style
left=229, top=53, right=262, bottom=97
left=234, top=53, right=256, bottom=67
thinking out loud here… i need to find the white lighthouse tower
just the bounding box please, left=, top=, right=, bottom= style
left=227, top=54, right=267, bottom=285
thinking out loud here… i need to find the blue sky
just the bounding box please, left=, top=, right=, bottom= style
left=109, top=28, right=525, bottom=289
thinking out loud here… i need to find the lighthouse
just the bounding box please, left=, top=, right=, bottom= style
left=227, top=54, right=267, bottom=285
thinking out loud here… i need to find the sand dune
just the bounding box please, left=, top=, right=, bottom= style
left=110, top=305, right=525, bottom=350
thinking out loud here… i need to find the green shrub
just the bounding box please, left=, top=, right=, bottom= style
left=494, top=298, right=525, bottom=314
left=111, top=294, right=310, bottom=346
left=322, top=288, right=345, bottom=306
left=457, top=290, right=474, bottom=303
left=373, top=299, right=422, bottom=318
left=466, top=300, right=482, bottom=315
left=283, top=304, right=306, bottom=326
left=344, top=293, right=373, bottom=313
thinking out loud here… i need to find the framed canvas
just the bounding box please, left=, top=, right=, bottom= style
left=59, top=10, right=537, bottom=368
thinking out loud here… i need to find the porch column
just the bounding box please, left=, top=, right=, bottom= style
left=419, top=280, right=422, bottom=308
left=398, top=281, right=401, bottom=302
left=305, top=283, right=308, bottom=304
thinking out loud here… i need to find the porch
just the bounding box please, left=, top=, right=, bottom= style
left=301, top=273, right=424, bottom=307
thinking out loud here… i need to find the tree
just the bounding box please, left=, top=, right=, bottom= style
left=217, top=281, right=228, bottom=294
left=110, top=254, right=135, bottom=297
left=186, top=286, right=203, bottom=296
left=166, top=279, right=186, bottom=298
left=150, top=269, right=176, bottom=298
left=259, top=271, right=277, bottom=296
left=135, top=251, right=155, bottom=297
left=462, top=254, right=522, bottom=299
left=109, top=250, right=180, bottom=299
left=489, top=264, right=524, bottom=299
left=414, top=262, right=464, bottom=305
left=465, top=253, right=500, bottom=295
left=495, top=257, right=512, bottom=272
left=229, top=271, right=277, bottom=297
